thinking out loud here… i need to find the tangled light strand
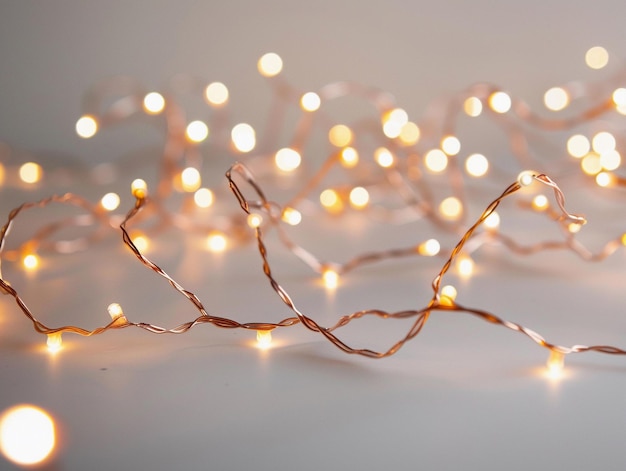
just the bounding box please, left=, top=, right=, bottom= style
left=1, top=47, right=626, bottom=374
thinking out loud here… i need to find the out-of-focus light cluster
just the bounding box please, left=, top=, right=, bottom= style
left=1, top=46, right=626, bottom=378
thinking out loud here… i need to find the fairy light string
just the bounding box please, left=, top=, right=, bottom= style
left=1, top=47, right=626, bottom=374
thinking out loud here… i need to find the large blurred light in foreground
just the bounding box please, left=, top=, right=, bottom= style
left=0, top=404, right=56, bottom=466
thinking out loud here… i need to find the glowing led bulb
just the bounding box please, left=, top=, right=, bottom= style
left=282, top=207, right=302, bottom=225
left=463, top=96, right=483, bottom=117
left=76, top=115, right=98, bottom=138
left=488, top=91, right=511, bottom=113
left=194, top=188, right=214, bottom=208
left=131, top=178, right=148, bottom=198
left=398, top=121, right=420, bottom=145
left=439, top=196, right=463, bottom=220
left=258, top=52, right=283, bottom=77
left=340, top=147, right=359, bottom=167
left=599, top=149, right=620, bottom=171
left=186, top=120, right=209, bottom=143
left=581, top=153, right=602, bottom=175
left=531, top=195, right=549, bottom=211
left=424, top=149, right=448, bottom=173
left=440, top=285, right=457, bottom=306
left=517, top=171, right=535, bottom=187
left=23, top=253, right=39, bottom=271
left=585, top=46, right=609, bottom=70
left=612, top=88, right=626, bottom=107
left=107, top=302, right=125, bottom=321
left=441, top=136, right=461, bottom=156
left=322, top=268, right=339, bottom=289
left=566, top=134, right=590, bottom=158
left=546, top=350, right=565, bottom=379
left=275, top=148, right=302, bottom=172
left=595, top=172, right=612, bottom=187
left=181, top=167, right=201, bottom=192
left=19, top=162, right=42, bottom=184
left=374, top=147, right=394, bottom=168
left=0, top=162, right=5, bottom=186
left=568, top=222, right=582, bottom=233
left=46, top=333, right=62, bottom=353
left=0, top=405, right=56, bottom=466
left=543, top=87, right=570, bottom=111
left=143, top=92, right=165, bottom=114
left=231, top=123, right=256, bottom=153
left=591, top=131, right=616, bottom=154
left=247, top=213, right=263, bottom=228
left=328, top=124, right=353, bottom=147
left=207, top=231, right=227, bottom=252
left=418, top=238, right=440, bottom=256
left=456, top=255, right=475, bottom=278
left=256, top=330, right=273, bottom=349
left=204, top=82, right=229, bottom=106
left=484, top=211, right=500, bottom=230
left=621, top=233, right=626, bottom=246
left=320, top=189, right=343, bottom=213
left=465, top=153, right=489, bottom=177
left=131, top=231, right=149, bottom=252
left=300, top=92, right=321, bottom=111
left=349, top=186, right=369, bottom=209
left=382, top=108, right=408, bottom=138
left=100, top=192, right=121, bottom=211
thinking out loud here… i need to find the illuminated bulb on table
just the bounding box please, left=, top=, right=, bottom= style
left=566, top=134, right=590, bottom=158
left=418, top=238, right=440, bottom=256
left=546, top=350, right=565, bottom=378
left=543, top=87, right=570, bottom=111
left=0, top=405, right=56, bottom=466
left=465, top=153, right=489, bottom=177
left=322, top=268, right=339, bottom=289
left=424, top=149, right=448, bottom=173
left=488, top=91, right=512, bottom=113
left=349, top=186, right=369, bottom=209
left=22, top=253, right=39, bottom=271
left=382, top=108, right=409, bottom=138
left=374, top=147, right=394, bottom=168
left=75, top=115, right=98, bottom=138
left=207, top=231, right=227, bottom=252
left=281, top=207, right=302, bottom=226
left=181, top=167, right=201, bottom=192
left=231, top=123, right=256, bottom=153
left=439, top=196, right=463, bottom=220
left=131, top=178, right=148, bottom=198
left=257, top=52, right=283, bottom=77
left=100, top=192, right=121, bottom=211
left=19, top=162, right=42, bottom=184
left=256, top=330, right=273, bottom=349
left=440, top=285, right=457, bottom=306
left=194, top=188, right=214, bottom=208
left=143, top=92, right=165, bottom=114
left=328, top=124, right=353, bottom=147
left=340, top=147, right=359, bottom=167
left=599, top=150, right=621, bottom=171
left=186, top=120, right=209, bottom=143
left=275, top=147, right=301, bottom=172
left=585, top=46, right=609, bottom=70
left=46, top=333, right=62, bottom=353
left=398, top=121, right=420, bottom=145
left=581, top=153, right=602, bottom=175
left=204, top=82, right=229, bottom=106
left=247, top=213, right=263, bottom=228
left=441, top=135, right=461, bottom=156
left=463, top=96, right=483, bottom=117
left=300, top=92, right=321, bottom=112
